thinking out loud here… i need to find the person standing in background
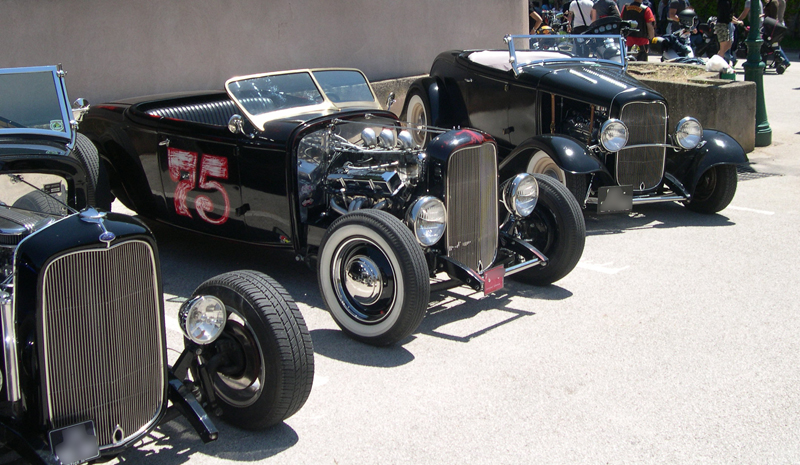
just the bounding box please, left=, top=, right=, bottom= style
left=568, top=0, right=594, bottom=33
left=715, top=0, right=734, bottom=64
left=591, top=0, right=621, bottom=21
left=622, top=0, right=656, bottom=60
left=530, top=1, right=544, bottom=32
left=667, top=0, right=690, bottom=33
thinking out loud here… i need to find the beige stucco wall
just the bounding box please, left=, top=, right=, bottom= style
left=0, top=0, right=526, bottom=104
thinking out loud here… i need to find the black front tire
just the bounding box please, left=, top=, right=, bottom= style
left=684, top=164, right=738, bottom=214
left=318, top=209, right=430, bottom=346
left=511, top=173, right=586, bottom=285
left=71, top=133, right=112, bottom=210
left=189, top=270, right=314, bottom=429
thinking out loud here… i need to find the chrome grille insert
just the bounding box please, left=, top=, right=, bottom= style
left=616, top=101, right=667, bottom=191
left=40, top=240, right=165, bottom=449
left=446, top=143, right=498, bottom=272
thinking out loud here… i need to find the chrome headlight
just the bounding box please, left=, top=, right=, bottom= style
left=502, top=173, right=539, bottom=217
left=600, top=119, right=628, bottom=152
left=179, top=295, right=227, bottom=344
left=675, top=117, right=703, bottom=149
left=405, top=196, right=446, bottom=246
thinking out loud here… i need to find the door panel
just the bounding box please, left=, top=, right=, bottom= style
left=158, top=134, right=244, bottom=238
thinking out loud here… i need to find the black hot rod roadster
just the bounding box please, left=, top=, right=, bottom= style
left=78, top=68, right=586, bottom=346
left=0, top=65, right=314, bottom=464
left=401, top=29, right=747, bottom=215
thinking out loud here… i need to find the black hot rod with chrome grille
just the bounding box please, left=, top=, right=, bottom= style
left=401, top=31, right=748, bottom=215
left=0, top=66, right=314, bottom=464
left=78, top=68, right=586, bottom=347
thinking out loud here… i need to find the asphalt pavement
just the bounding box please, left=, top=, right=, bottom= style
left=105, top=56, right=800, bottom=464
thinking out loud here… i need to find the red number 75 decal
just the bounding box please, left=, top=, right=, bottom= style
left=167, top=147, right=230, bottom=225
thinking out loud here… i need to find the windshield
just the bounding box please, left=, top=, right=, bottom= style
left=312, top=70, right=375, bottom=104
left=225, top=69, right=379, bottom=131
left=0, top=67, right=72, bottom=140
left=504, top=34, right=627, bottom=75
left=226, top=72, right=324, bottom=117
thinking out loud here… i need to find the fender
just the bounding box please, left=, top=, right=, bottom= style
left=498, top=134, right=613, bottom=182
left=405, top=77, right=446, bottom=128
left=667, top=129, right=747, bottom=194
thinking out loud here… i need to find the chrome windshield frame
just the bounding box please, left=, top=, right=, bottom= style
left=503, top=34, right=628, bottom=76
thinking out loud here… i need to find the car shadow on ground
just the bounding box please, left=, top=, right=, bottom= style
left=138, top=214, right=574, bottom=366
left=113, top=419, right=298, bottom=464
left=583, top=202, right=735, bottom=236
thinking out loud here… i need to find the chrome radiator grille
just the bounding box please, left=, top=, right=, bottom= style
left=446, top=143, right=498, bottom=273
left=40, top=240, right=165, bottom=449
left=616, top=101, right=668, bottom=192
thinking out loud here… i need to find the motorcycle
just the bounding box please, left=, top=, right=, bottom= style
left=693, top=16, right=720, bottom=58
left=650, top=9, right=705, bottom=64
left=731, top=17, right=790, bottom=74
left=761, top=16, right=790, bottom=74
left=579, top=17, right=640, bottom=60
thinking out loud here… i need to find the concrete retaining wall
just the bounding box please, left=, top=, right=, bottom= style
left=628, top=63, right=756, bottom=153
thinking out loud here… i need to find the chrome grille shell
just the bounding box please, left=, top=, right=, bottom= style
left=40, top=239, right=166, bottom=450
left=445, top=143, right=498, bottom=273
left=616, top=101, right=668, bottom=192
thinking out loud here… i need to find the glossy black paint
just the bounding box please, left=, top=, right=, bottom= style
left=411, top=48, right=746, bottom=198
left=80, top=93, right=402, bottom=252
left=0, top=154, right=89, bottom=209
left=8, top=211, right=167, bottom=455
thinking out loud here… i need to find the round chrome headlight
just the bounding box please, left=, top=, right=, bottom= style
left=179, top=295, right=227, bottom=344
left=502, top=173, right=539, bottom=217
left=675, top=117, right=703, bottom=149
left=600, top=119, right=628, bottom=152
left=405, top=196, right=446, bottom=246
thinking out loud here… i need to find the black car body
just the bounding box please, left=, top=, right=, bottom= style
left=79, top=68, right=586, bottom=346
left=0, top=66, right=314, bottom=464
left=402, top=27, right=747, bottom=215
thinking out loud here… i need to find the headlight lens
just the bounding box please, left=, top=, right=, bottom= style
left=675, top=117, right=703, bottom=149
left=600, top=119, right=628, bottom=152
left=503, top=173, right=539, bottom=217
left=406, top=196, right=446, bottom=246
left=179, top=295, right=227, bottom=344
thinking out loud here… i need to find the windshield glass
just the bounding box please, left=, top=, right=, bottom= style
left=0, top=70, right=70, bottom=137
left=312, top=70, right=374, bottom=104
left=226, top=72, right=324, bottom=117
left=504, top=34, right=626, bottom=73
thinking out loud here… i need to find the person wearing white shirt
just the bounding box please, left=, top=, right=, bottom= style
left=568, top=0, right=594, bottom=33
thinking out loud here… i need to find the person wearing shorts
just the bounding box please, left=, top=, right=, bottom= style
left=715, top=0, right=733, bottom=63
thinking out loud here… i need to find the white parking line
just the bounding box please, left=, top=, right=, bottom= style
left=576, top=261, right=630, bottom=274
left=727, top=206, right=775, bottom=215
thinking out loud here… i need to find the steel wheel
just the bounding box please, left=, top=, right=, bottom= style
left=403, top=90, right=431, bottom=146
left=527, top=150, right=566, bottom=184
left=318, top=209, right=429, bottom=346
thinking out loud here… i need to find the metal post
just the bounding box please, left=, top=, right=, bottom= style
left=743, top=0, right=772, bottom=146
